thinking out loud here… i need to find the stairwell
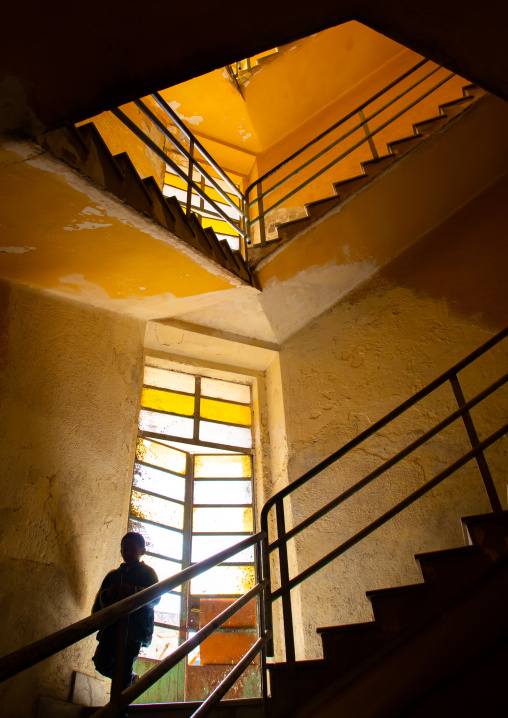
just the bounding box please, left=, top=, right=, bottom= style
left=247, top=81, right=486, bottom=267
left=39, top=124, right=253, bottom=285
left=76, top=510, right=508, bottom=718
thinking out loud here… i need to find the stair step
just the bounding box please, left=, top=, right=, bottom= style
left=317, top=621, right=385, bottom=669
left=276, top=215, right=314, bottom=242
left=113, top=152, right=153, bottom=217
left=268, top=659, right=333, bottom=716
left=462, top=83, right=484, bottom=98
left=366, top=583, right=432, bottom=634
left=415, top=544, right=493, bottom=595
left=332, top=173, right=369, bottom=198
left=462, top=510, right=508, bottom=558
left=386, top=133, right=424, bottom=157
left=360, top=153, right=397, bottom=177
left=142, top=176, right=176, bottom=231
left=438, top=94, right=475, bottom=121
left=304, top=195, right=342, bottom=221
left=128, top=698, right=264, bottom=718
left=412, top=114, right=448, bottom=135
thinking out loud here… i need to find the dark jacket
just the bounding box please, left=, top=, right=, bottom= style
left=92, top=561, right=159, bottom=646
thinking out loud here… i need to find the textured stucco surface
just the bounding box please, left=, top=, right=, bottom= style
left=0, top=284, right=145, bottom=716
left=272, top=173, right=508, bottom=659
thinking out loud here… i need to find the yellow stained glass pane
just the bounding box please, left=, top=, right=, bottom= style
left=131, top=490, right=184, bottom=529
left=200, top=398, right=251, bottom=426
left=191, top=566, right=255, bottom=595
left=193, top=507, right=253, bottom=533
left=144, top=366, right=195, bottom=394
left=142, top=387, right=194, bottom=416
left=201, top=378, right=250, bottom=404
left=136, top=438, right=186, bottom=475
left=194, top=454, right=251, bottom=478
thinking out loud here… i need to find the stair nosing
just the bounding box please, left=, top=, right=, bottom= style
left=365, top=582, right=428, bottom=598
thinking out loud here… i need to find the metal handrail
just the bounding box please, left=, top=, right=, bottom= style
left=2, top=329, right=506, bottom=714
left=111, top=108, right=246, bottom=240
left=260, top=326, right=508, bottom=664
left=151, top=91, right=244, bottom=201
left=0, top=531, right=265, bottom=683
left=245, top=58, right=427, bottom=199
left=247, top=68, right=455, bottom=230
left=92, top=584, right=271, bottom=718
left=247, top=67, right=450, bottom=217
left=261, top=326, right=508, bottom=517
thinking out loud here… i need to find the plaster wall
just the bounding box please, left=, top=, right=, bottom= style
left=0, top=283, right=145, bottom=716
left=273, top=173, right=508, bottom=659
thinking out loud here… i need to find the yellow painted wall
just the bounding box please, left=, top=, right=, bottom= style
left=0, top=141, right=239, bottom=320
left=274, top=171, right=508, bottom=659
left=77, top=97, right=168, bottom=187
left=0, top=282, right=145, bottom=717
left=255, top=94, right=508, bottom=296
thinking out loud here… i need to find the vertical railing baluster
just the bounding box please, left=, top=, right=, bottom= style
left=257, top=182, right=267, bottom=246
left=275, top=500, right=295, bottom=666
left=198, top=174, right=206, bottom=225
left=358, top=108, right=379, bottom=161
left=111, top=615, right=129, bottom=702
left=449, top=373, right=503, bottom=514
left=186, top=138, right=195, bottom=215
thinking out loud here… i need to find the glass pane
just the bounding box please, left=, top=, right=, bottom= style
left=131, top=490, right=184, bottom=530
left=141, top=387, right=194, bottom=416
left=191, top=565, right=256, bottom=595
left=192, top=535, right=254, bottom=563
left=129, top=519, right=183, bottom=560
left=193, top=507, right=253, bottom=533
left=201, top=378, right=250, bottom=404
left=133, top=463, right=185, bottom=502
left=194, top=454, right=251, bottom=478
left=199, top=420, right=252, bottom=449
left=155, top=592, right=181, bottom=626
left=140, top=625, right=180, bottom=661
left=144, top=365, right=195, bottom=394
left=136, top=438, right=186, bottom=475
left=139, top=409, right=194, bottom=439
left=143, top=554, right=182, bottom=584
left=193, top=480, right=252, bottom=505
left=200, top=398, right=251, bottom=426
left=143, top=554, right=182, bottom=595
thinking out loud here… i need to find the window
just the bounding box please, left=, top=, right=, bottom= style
left=128, top=358, right=259, bottom=699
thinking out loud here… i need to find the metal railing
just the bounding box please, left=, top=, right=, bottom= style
left=260, top=326, right=508, bottom=664
left=1, top=329, right=506, bottom=713
left=0, top=533, right=271, bottom=718
left=82, top=57, right=473, bottom=257
left=109, top=91, right=250, bottom=257
left=245, top=58, right=464, bottom=245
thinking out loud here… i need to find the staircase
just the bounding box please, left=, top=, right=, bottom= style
left=38, top=123, right=253, bottom=285
left=267, top=511, right=508, bottom=718
left=248, top=82, right=486, bottom=267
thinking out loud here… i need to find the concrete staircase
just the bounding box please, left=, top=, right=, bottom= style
left=64, top=510, right=508, bottom=718
left=38, top=124, right=252, bottom=285
left=248, top=83, right=486, bottom=267
left=268, top=510, right=508, bottom=718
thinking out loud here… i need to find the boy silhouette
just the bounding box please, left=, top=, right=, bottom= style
left=92, top=532, right=159, bottom=690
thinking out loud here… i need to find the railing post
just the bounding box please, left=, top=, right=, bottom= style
left=257, top=182, right=267, bottom=246
left=275, top=500, right=296, bottom=667
left=358, top=109, right=379, bottom=161
left=110, top=615, right=129, bottom=705
left=449, top=373, right=503, bottom=515
left=186, top=138, right=195, bottom=215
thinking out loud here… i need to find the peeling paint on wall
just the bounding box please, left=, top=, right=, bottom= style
left=0, top=246, right=35, bottom=254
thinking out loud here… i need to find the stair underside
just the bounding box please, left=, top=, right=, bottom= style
left=39, top=124, right=252, bottom=285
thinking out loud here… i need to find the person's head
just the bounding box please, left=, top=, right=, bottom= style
left=121, top=532, right=146, bottom=565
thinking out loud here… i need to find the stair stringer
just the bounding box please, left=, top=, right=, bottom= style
left=252, top=93, right=508, bottom=319
left=267, top=512, right=508, bottom=718
left=38, top=124, right=253, bottom=285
